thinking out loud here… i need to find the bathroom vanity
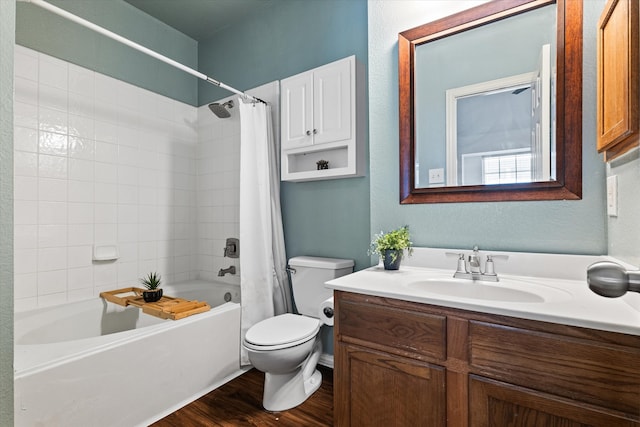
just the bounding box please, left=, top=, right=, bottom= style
left=327, top=249, right=640, bottom=426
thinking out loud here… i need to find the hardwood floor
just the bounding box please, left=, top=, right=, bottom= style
left=151, top=366, right=333, bottom=426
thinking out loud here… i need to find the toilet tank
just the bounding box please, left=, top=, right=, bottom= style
left=289, top=256, right=354, bottom=317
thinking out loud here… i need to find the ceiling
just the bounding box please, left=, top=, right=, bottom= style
left=124, top=0, right=275, bottom=41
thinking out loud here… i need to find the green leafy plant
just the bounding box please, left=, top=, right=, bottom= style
left=368, top=225, right=413, bottom=262
left=140, top=272, right=162, bottom=290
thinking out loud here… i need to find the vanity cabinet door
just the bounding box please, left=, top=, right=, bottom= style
left=335, top=343, right=446, bottom=427
left=469, top=376, right=638, bottom=427
left=597, top=0, right=640, bottom=160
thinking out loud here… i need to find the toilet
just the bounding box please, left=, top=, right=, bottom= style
left=243, top=256, right=354, bottom=411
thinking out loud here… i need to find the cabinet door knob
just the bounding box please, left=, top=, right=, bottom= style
left=313, top=129, right=318, bottom=134
left=306, top=130, right=311, bottom=136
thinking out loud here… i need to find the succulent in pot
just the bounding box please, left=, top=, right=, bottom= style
left=368, top=225, right=413, bottom=270
left=140, top=272, right=163, bottom=302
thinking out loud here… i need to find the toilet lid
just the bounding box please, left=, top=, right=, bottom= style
left=245, top=313, right=321, bottom=347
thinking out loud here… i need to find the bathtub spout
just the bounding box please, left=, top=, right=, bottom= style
left=218, top=266, right=236, bottom=276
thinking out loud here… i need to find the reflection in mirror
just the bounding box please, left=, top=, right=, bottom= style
left=399, top=0, right=583, bottom=204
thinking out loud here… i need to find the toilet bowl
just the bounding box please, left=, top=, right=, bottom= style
left=243, top=256, right=354, bottom=411
left=244, top=313, right=323, bottom=411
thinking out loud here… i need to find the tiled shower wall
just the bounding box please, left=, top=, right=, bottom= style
left=194, top=82, right=280, bottom=284
left=13, top=46, right=199, bottom=310
left=195, top=97, right=241, bottom=283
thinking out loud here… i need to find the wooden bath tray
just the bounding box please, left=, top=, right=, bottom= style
left=100, top=287, right=210, bottom=320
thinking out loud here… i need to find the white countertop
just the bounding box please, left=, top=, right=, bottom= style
left=326, top=248, right=640, bottom=336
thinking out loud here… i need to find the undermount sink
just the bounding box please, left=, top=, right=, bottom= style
left=406, top=278, right=571, bottom=303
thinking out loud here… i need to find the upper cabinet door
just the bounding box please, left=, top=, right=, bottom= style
left=597, top=0, right=639, bottom=161
left=313, top=59, right=352, bottom=145
left=281, top=72, right=314, bottom=150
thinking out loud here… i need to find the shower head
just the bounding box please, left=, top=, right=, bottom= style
left=208, top=100, right=234, bottom=118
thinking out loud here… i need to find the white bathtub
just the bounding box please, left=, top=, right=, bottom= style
left=14, top=280, right=244, bottom=427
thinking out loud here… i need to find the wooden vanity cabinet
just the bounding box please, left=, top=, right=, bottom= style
left=334, top=291, right=640, bottom=427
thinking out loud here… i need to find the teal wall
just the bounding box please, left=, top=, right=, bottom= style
left=16, top=0, right=198, bottom=105
left=368, top=1, right=607, bottom=256
left=0, top=0, right=14, bottom=423
left=198, top=0, right=371, bottom=271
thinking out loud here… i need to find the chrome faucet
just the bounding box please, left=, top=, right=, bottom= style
left=218, top=266, right=236, bottom=276
left=451, top=246, right=505, bottom=282
left=468, top=246, right=482, bottom=274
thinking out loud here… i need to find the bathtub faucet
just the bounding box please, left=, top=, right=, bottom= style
left=218, top=266, right=236, bottom=276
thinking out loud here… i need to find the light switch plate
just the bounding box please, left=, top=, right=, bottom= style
left=429, top=168, right=444, bottom=184
left=607, top=175, right=618, bottom=217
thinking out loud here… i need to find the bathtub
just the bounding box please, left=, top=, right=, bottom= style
left=14, top=280, right=244, bottom=427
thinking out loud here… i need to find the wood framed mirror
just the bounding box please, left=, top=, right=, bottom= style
left=398, top=0, right=582, bottom=204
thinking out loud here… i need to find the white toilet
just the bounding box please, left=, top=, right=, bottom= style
left=243, top=256, right=354, bottom=411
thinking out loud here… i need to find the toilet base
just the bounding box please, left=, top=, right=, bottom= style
left=263, top=368, right=322, bottom=412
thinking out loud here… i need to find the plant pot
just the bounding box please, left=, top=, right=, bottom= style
left=383, top=249, right=403, bottom=270
left=142, top=289, right=163, bottom=303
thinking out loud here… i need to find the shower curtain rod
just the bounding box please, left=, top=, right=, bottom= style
left=19, top=0, right=266, bottom=105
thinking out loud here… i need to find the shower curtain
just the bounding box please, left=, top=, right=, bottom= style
left=238, top=99, right=290, bottom=365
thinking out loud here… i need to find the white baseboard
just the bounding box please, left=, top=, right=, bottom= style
left=318, top=353, right=334, bottom=369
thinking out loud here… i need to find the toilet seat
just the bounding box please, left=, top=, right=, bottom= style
left=244, top=313, right=321, bottom=351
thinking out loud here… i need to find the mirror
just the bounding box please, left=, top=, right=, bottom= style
left=399, top=0, right=582, bottom=203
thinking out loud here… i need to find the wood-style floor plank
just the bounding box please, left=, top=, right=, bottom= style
left=151, top=366, right=333, bottom=426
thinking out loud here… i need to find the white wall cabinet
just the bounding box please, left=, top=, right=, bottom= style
left=281, top=55, right=365, bottom=182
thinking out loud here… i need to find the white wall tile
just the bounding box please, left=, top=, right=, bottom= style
left=67, top=245, right=93, bottom=269
left=15, top=249, right=37, bottom=275
left=68, top=180, right=94, bottom=203
left=38, top=269, right=68, bottom=295
left=68, top=63, right=94, bottom=97
left=39, top=54, right=68, bottom=91
left=15, top=176, right=38, bottom=201
left=14, top=101, right=38, bottom=129
left=15, top=225, right=38, bottom=249
left=94, top=182, right=117, bottom=203
left=94, top=203, right=117, bottom=223
left=68, top=224, right=93, bottom=246
left=38, top=131, right=67, bottom=156
left=68, top=267, right=93, bottom=291
left=38, top=225, right=67, bottom=248
left=14, top=151, right=38, bottom=177
left=38, top=178, right=67, bottom=202
left=94, top=162, right=117, bottom=184
left=38, top=247, right=67, bottom=272
left=14, top=46, right=38, bottom=81
left=38, top=154, right=67, bottom=179
left=14, top=273, right=38, bottom=299
left=38, top=201, right=67, bottom=225
left=14, top=48, right=200, bottom=308
left=69, top=113, right=94, bottom=140
left=14, top=126, right=38, bottom=153
left=14, top=201, right=38, bottom=225
left=69, top=137, right=94, bottom=161
left=68, top=203, right=94, bottom=224
left=68, top=158, right=94, bottom=182
left=14, top=77, right=38, bottom=105
left=38, top=90, right=68, bottom=121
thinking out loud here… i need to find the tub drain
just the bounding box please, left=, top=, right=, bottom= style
left=224, top=292, right=232, bottom=302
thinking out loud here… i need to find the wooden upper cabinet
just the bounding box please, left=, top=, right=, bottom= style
left=597, top=0, right=640, bottom=161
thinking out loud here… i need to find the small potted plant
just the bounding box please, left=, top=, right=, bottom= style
left=140, top=272, right=163, bottom=302
left=369, top=225, right=413, bottom=270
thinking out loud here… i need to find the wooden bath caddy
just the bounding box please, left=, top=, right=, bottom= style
left=100, top=287, right=210, bottom=320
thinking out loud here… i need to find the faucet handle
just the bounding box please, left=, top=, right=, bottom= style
left=484, top=255, right=496, bottom=275
left=445, top=253, right=468, bottom=273
left=484, top=254, right=508, bottom=276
